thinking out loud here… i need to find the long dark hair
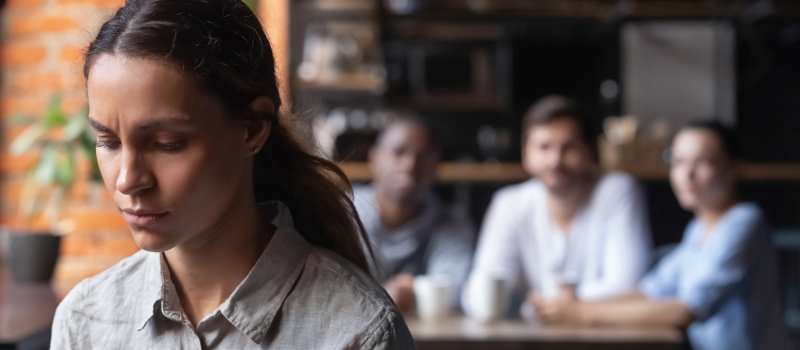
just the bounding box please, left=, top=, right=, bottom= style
left=84, top=0, right=373, bottom=272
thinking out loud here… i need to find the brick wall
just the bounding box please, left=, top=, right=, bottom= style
left=0, top=0, right=289, bottom=294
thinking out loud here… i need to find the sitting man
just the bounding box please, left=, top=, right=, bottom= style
left=354, top=118, right=476, bottom=313
left=464, top=95, right=652, bottom=316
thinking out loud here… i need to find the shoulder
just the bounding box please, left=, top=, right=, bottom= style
left=352, top=184, right=374, bottom=200
left=303, top=247, right=398, bottom=311
left=490, top=179, right=539, bottom=208
left=728, top=202, right=765, bottom=224
left=286, top=247, right=408, bottom=348
left=596, top=171, right=640, bottom=194
left=592, top=172, right=644, bottom=204
left=432, top=205, right=476, bottom=242
left=352, top=185, right=378, bottom=214
left=723, top=203, right=767, bottom=239
left=56, top=250, right=153, bottom=323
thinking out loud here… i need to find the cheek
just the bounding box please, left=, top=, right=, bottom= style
left=159, top=140, right=243, bottom=209
left=522, top=148, right=543, bottom=173
left=97, top=152, right=120, bottom=193
left=693, top=167, right=719, bottom=193
left=562, top=149, right=587, bottom=168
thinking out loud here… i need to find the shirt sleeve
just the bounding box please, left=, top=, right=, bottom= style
left=368, top=311, right=416, bottom=350
left=426, top=217, right=476, bottom=309
left=676, top=206, right=765, bottom=321
left=462, top=188, right=523, bottom=314
left=577, top=175, right=652, bottom=300
left=50, top=283, right=88, bottom=350
left=640, top=242, right=686, bottom=299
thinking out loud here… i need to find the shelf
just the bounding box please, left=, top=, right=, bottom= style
left=383, top=1, right=800, bottom=20
left=338, top=162, right=800, bottom=183
left=294, top=78, right=385, bottom=94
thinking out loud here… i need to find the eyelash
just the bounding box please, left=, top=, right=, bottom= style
left=95, top=140, right=120, bottom=150
left=156, top=141, right=186, bottom=152
left=94, top=140, right=186, bottom=152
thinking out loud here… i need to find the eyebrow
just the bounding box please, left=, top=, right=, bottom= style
left=87, top=115, right=192, bottom=133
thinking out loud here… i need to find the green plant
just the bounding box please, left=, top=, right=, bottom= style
left=242, top=0, right=257, bottom=12
left=9, top=95, right=99, bottom=232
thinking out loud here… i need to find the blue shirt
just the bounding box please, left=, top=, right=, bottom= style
left=641, top=203, right=790, bottom=350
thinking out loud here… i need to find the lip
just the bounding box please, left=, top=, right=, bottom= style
left=121, top=208, right=168, bottom=226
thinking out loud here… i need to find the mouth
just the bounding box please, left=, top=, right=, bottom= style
left=121, top=208, right=169, bottom=226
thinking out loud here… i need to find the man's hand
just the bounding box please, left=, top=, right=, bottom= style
left=529, top=283, right=583, bottom=325
left=383, top=274, right=416, bottom=313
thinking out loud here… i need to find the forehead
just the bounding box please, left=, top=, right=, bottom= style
left=527, top=118, right=583, bottom=141
left=86, top=55, right=212, bottom=124
left=672, top=129, right=725, bottom=157
left=378, top=122, right=434, bottom=148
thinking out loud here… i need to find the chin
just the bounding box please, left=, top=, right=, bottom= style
left=676, top=199, right=699, bottom=212
left=131, top=229, right=179, bottom=253
left=542, top=178, right=574, bottom=194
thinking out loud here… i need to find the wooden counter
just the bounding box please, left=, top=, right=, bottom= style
left=339, top=162, right=800, bottom=182
left=407, top=316, right=683, bottom=350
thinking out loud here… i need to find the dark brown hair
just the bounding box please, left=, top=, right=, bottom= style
left=84, top=0, right=372, bottom=272
left=677, top=120, right=741, bottom=160
left=521, top=95, right=594, bottom=153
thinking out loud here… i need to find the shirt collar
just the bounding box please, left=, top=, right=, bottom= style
left=136, top=251, right=187, bottom=331
left=135, top=201, right=312, bottom=344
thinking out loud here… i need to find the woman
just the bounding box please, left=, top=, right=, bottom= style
left=51, top=0, right=413, bottom=348
left=532, top=121, right=790, bottom=350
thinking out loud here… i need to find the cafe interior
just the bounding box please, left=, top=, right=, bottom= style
left=2, top=0, right=800, bottom=349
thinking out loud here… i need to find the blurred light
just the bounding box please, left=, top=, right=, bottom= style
left=600, top=79, right=619, bottom=101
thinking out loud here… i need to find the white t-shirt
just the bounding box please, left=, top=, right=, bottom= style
left=464, top=172, right=651, bottom=314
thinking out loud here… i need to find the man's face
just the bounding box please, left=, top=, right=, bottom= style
left=369, top=123, right=440, bottom=203
left=522, top=118, right=593, bottom=194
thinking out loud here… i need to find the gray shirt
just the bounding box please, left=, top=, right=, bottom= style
left=353, top=185, right=475, bottom=303
left=51, top=202, right=415, bottom=350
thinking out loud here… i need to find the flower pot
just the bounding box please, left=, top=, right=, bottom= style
left=7, top=233, right=61, bottom=283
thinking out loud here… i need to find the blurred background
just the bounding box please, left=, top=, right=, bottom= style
left=1, top=0, right=799, bottom=348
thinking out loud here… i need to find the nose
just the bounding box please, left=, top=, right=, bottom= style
left=116, top=150, right=155, bottom=195
left=397, top=152, right=420, bottom=173
left=546, top=146, right=565, bottom=168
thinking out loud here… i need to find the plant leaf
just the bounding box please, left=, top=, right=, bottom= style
left=63, top=112, right=87, bottom=141
left=9, top=123, right=46, bottom=155
left=7, top=113, right=35, bottom=125
left=80, top=132, right=103, bottom=182
left=55, top=150, right=75, bottom=186
left=35, top=146, right=58, bottom=185
left=44, top=95, right=67, bottom=126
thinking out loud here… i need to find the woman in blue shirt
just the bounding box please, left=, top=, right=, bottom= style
left=532, top=121, right=790, bottom=350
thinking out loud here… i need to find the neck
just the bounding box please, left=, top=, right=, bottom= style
left=696, top=195, right=739, bottom=233
left=164, top=197, right=274, bottom=327
left=547, top=174, right=597, bottom=232
left=374, top=189, right=424, bottom=230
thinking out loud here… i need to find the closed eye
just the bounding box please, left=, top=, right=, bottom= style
left=156, top=140, right=186, bottom=152
left=95, top=140, right=121, bottom=150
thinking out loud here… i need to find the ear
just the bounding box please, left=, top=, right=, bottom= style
left=367, top=146, right=380, bottom=173
left=520, top=141, right=536, bottom=176
left=244, top=96, right=274, bottom=155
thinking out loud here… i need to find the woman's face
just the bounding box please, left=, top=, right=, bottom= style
left=87, top=55, right=255, bottom=252
left=669, top=129, right=736, bottom=211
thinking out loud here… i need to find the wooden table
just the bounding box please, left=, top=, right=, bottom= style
left=0, top=269, right=58, bottom=350
left=407, top=316, right=684, bottom=350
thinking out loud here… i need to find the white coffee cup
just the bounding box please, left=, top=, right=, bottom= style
left=413, top=275, right=453, bottom=322
left=468, top=273, right=508, bottom=323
